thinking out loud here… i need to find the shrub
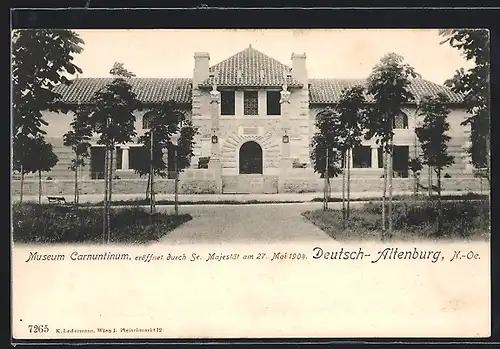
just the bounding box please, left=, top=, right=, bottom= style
left=304, top=198, right=490, bottom=241
left=198, top=156, right=210, bottom=169
left=364, top=199, right=489, bottom=238
left=12, top=203, right=192, bottom=244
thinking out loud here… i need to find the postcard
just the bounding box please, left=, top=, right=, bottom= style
left=11, top=28, right=491, bottom=340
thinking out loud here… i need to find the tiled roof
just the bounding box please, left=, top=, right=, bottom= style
left=52, top=77, right=463, bottom=105
left=52, top=77, right=192, bottom=104
left=199, top=45, right=303, bottom=88
left=309, top=78, right=463, bottom=104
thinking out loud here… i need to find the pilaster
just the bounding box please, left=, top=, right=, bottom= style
left=121, top=145, right=130, bottom=170
left=208, top=84, right=223, bottom=193
left=279, top=83, right=292, bottom=193
left=371, top=145, right=378, bottom=169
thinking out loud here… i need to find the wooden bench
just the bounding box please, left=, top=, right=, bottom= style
left=47, top=196, right=67, bottom=204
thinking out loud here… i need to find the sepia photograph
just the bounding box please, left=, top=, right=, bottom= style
left=11, top=28, right=491, bottom=340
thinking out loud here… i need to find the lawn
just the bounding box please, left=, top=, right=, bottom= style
left=12, top=203, right=192, bottom=244
left=303, top=198, right=491, bottom=242
left=69, top=192, right=489, bottom=207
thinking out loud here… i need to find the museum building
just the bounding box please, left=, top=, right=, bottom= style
left=14, top=45, right=482, bottom=195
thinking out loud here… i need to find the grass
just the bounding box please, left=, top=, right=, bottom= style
left=12, top=203, right=192, bottom=244
left=52, top=191, right=489, bottom=207
left=303, top=198, right=490, bottom=242
left=76, top=199, right=302, bottom=207
left=310, top=192, right=489, bottom=203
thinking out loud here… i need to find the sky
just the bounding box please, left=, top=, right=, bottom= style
left=70, top=29, right=475, bottom=85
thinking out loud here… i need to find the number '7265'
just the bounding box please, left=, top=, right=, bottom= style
left=28, top=325, right=49, bottom=333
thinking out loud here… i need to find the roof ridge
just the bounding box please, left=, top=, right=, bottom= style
left=309, top=77, right=454, bottom=88
left=209, top=45, right=291, bottom=71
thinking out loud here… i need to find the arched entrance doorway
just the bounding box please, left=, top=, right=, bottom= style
left=239, top=141, right=263, bottom=174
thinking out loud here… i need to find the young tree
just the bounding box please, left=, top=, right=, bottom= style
left=109, top=62, right=136, bottom=78
left=365, top=53, right=418, bottom=239
left=439, top=29, right=490, bottom=186
left=63, top=107, right=93, bottom=207
left=335, top=86, right=366, bottom=220
left=415, top=93, right=455, bottom=235
left=22, top=137, right=59, bottom=204
left=12, top=29, right=84, bottom=195
left=408, top=157, right=423, bottom=195
left=12, top=30, right=83, bottom=136
left=310, top=107, right=344, bottom=210
left=135, top=102, right=198, bottom=206
left=87, top=63, right=140, bottom=242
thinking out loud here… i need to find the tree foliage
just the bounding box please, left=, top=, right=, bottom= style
left=109, top=62, right=136, bottom=78
left=13, top=133, right=34, bottom=175
left=415, top=92, right=455, bottom=235
left=408, top=157, right=423, bottom=174
left=63, top=107, right=93, bottom=171
left=63, top=107, right=93, bottom=205
left=13, top=135, right=58, bottom=174
left=18, top=136, right=59, bottom=175
left=364, top=52, right=419, bottom=150
left=135, top=102, right=197, bottom=179
left=415, top=93, right=455, bottom=174
left=87, top=78, right=139, bottom=146
left=364, top=52, right=418, bottom=238
left=439, top=29, right=490, bottom=170
left=335, top=85, right=366, bottom=151
left=310, top=107, right=344, bottom=178
left=12, top=29, right=84, bottom=138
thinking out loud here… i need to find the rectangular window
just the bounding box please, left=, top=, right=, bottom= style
left=353, top=146, right=371, bottom=168
left=266, top=91, right=281, bottom=115
left=129, top=146, right=147, bottom=171
left=393, top=112, right=409, bottom=129
left=378, top=147, right=384, bottom=169
left=167, top=144, right=176, bottom=179
left=393, top=146, right=409, bottom=178
left=90, top=146, right=105, bottom=179
left=221, top=90, right=235, bottom=115
left=115, top=147, right=122, bottom=170
left=244, top=91, right=259, bottom=115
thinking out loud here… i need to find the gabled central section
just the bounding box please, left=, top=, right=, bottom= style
left=199, top=45, right=303, bottom=88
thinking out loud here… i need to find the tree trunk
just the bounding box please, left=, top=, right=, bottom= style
left=38, top=170, right=42, bottom=204
left=102, top=144, right=109, bottom=243
left=326, top=176, right=330, bottom=209
left=342, top=150, right=346, bottom=225
left=174, top=147, right=178, bottom=216
left=382, top=147, right=387, bottom=240
left=20, top=165, right=24, bottom=203
left=428, top=165, right=432, bottom=198
left=150, top=130, right=155, bottom=215
left=486, top=131, right=491, bottom=189
left=108, top=146, right=114, bottom=203
left=74, top=155, right=79, bottom=207
left=412, top=171, right=416, bottom=196
left=388, top=141, right=393, bottom=237
left=145, top=172, right=151, bottom=200
left=107, top=145, right=113, bottom=243
left=324, top=147, right=329, bottom=211
left=413, top=169, right=418, bottom=196
left=347, top=148, right=351, bottom=220
left=437, top=167, right=443, bottom=236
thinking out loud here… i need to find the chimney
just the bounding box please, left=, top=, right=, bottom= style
left=193, top=52, right=210, bottom=88
left=291, top=52, right=308, bottom=87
